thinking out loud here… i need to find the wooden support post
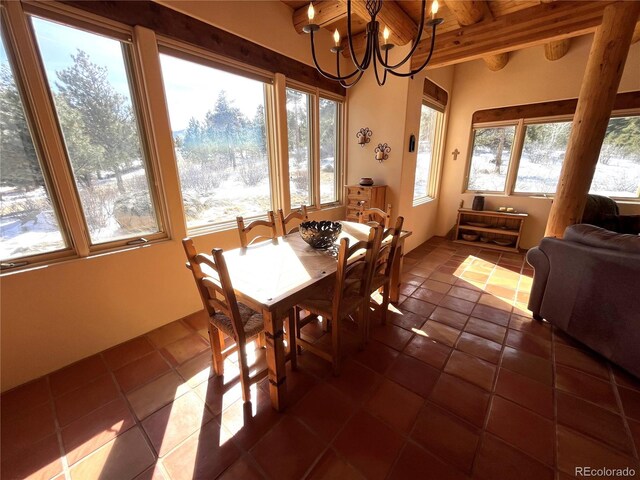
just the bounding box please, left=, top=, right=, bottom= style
left=545, top=2, right=640, bottom=238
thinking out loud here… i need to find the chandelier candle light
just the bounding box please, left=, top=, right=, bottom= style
left=304, top=0, right=443, bottom=87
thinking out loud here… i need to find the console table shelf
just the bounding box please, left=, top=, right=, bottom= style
left=454, top=209, right=528, bottom=253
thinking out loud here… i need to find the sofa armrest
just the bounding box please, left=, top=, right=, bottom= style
left=526, top=247, right=549, bottom=320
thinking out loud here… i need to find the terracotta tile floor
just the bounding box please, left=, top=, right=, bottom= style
left=3, top=237, right=640, bottom=480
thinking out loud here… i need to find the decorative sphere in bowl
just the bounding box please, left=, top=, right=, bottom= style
left=299, top=221, right=342, bottom=249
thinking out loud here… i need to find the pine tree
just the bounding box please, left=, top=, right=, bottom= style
left=0, top=64, right=44, bottom=191
left=55, top=50, right=140, bottom=193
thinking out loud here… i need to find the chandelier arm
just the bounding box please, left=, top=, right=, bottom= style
left=372, top=46, right=389, bottom=86
left=386, top=22, right=438, bottom=78
left=335, top=48, right=365, bottom=81
left=338, top=70, right=365, bottom=89
left=346, top=0, right=370, bottom=71
left=309, top=30, right=362, bottom=81
left=375, top=0, right=428, bottom=71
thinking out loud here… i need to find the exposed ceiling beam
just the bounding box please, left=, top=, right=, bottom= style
left=294, top=0, right=417, bottom=49
left=412, top=1, right=614, bottom=70
left=445, top=0, right=509, bottom=71
left=545, top=39, right=570, bottom=60
left=349, top=0, right=417, bottom=45
left=444, top=0, right=490, bottom=25
left=293, top=1, right=346, bottom=34
left=339, top=0, right=437, bottom=56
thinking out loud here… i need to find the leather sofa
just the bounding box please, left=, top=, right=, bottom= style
left=582, top=194, right=640, bottom=234
left=527, top=224, right=640, bottom=378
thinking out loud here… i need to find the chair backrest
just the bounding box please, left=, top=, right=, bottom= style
left=359, top=203, right=392, bottom=228
left=182, top=238, right=246, bottom=344
left=332, top=225, right=383, bottom=314
left=236, top=211, right=278, bottom=248
left=372, top=216, right=405, bottom=283
left=277, top=205, right=309, bottom=235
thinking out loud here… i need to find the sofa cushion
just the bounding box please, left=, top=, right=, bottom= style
left=564, top=224, right=640, bottom=253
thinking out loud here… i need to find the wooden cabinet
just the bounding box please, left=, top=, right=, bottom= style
left=345, top=185, right=387, bottom=222
left=454, top=209, right=528, bottom=253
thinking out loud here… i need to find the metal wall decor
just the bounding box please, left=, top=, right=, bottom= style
left=375, top=143, right=390, bottom=163
left=356, top=127, right=372, bottom=146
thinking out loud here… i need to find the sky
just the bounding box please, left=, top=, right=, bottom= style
left=2, top=15, right=266, bottom=133
left=159, top=54, right=266, bottom=132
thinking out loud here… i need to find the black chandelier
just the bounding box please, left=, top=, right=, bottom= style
left=303, top=0, right=443, bottom=88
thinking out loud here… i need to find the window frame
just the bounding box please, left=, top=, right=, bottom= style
left=413, top=100, right=445, bottom=205
left=1, top=0, right=170, bottom=271
left=463, top=119, right=519, bottom=195
left=286, top=79, right=344, bottom=211
left=509, top=114, right=573, bottom=197
left=0, top=10, right=74, bottom=268
left=26, top=7, right=169, bottom=250
left=463, top=110, right=640, bottom=202
left=318, top=95, right=342, bottom=207
left=157, top=39, right=279, bottom=234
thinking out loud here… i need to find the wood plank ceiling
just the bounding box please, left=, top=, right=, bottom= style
left=283, top=0, right=640, bottom=71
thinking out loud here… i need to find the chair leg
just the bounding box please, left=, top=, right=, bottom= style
left=294, top=307, right=303, bottom=355
left=208, top=326, right=225, bottom=376
left=237, top=342, right=251, bottom=403
left=360, top=304, right=371, bottom=349
left=331, top=316, right=341, bottom=376
left=380, top=283, right=391, bottom=325
left=287, top=309, right=297, bottom=370
left=257, top=332, right=266, bottom=348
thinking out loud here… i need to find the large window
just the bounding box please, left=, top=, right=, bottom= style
left=2, top=4, right=168, bottom=270
left=465, top=115, right=639, bottom=199
left=0, top=1, right=345, bottom=269
left=413, top=103, right=443, bottom=201
left=514, top=121, right=570, bottom=194
left=31, top=16, right=162, bottom=244
left=319, top=98, right=338, bottom=204
left=286, top=87, right=342, bottom=208
left=591, top=116, right=640, bottom=198
left=286, top=88, right=312, bottom=207
left=160, top=51, right=272, bottom=229
left=466, top=125, right=516, bottom=192
left=1, top=30, right=66, bottom=262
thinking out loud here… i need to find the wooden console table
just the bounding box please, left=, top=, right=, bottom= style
left=454, top=208, right=528, bottom=253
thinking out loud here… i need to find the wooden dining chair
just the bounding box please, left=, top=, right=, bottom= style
left=182, top=238, right=272, bottom=402
left=236, top=211, right=278, bottom=248
left=294, top=225, right=383, bottom=375
left=277, top=205, right=309, bottom=235
left=358, top=202, right=392, bottom=228
left=367, top=216, right=405, bottom=330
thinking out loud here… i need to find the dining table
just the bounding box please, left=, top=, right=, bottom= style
left=221, top=221, right=412, bottom=411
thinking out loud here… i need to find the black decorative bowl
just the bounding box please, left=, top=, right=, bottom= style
left=299, top=221, right=342, bottom=249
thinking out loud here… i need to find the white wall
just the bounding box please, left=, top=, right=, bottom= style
left=345, top=44, right=455, bottom=252
left=436, top=36, right=640, bottom=248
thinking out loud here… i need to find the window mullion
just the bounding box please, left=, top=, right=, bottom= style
left=273, top=73, right=291, bottom=213
left=132, top=25, right=185, bottom=240
left=312, top=91, right=321, bottom=209
left=4, top=0, right=90, bottom=256
left=506, top=119, right=526, bottom=195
